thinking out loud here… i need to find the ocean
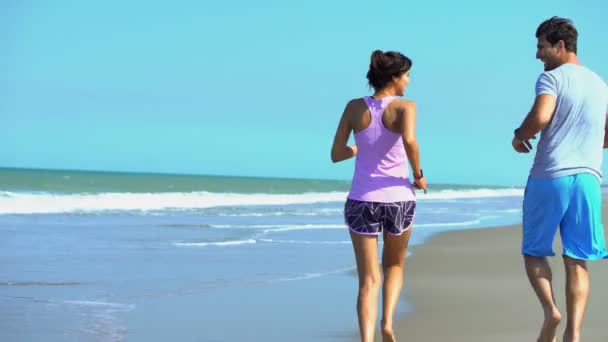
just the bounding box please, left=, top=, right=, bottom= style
left=0, top=168, right=526, bottom=341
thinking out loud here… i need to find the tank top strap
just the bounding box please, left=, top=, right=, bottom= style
left=381, top=96, right=399, bottom=108
left=362, top=96, right=375, bottom=112
left=364, top=96, right=398, bottom=122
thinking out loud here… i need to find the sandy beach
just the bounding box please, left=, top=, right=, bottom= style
left=391, top=197, right=608, bottom=341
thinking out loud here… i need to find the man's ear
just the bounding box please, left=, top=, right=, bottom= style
left=557, top=40, right=566, bottom=52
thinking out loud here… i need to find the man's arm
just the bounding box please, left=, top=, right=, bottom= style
left=604, top=112, right=608, bottom=149
left=516, top=94, right=557, bottom=139
left=512, top=94, right=557, bottom=153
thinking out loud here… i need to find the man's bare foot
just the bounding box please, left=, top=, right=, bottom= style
left=537, top=310, right=561, bottom=342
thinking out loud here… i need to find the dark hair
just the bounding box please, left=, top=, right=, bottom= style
left=366, top=50, right=412, bottom=91
left=536, top=16, right=578, bottom=53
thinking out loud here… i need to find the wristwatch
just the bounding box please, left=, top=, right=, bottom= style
left=414, top=169, right=424, bottom=179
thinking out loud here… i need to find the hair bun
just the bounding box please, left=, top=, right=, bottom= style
left=371, top=50, right=385, bottom=68
left=366, top=50, right=412, bottom=91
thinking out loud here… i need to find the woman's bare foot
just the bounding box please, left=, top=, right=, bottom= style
left=563, top=329, right=580, bottom=342
left=381, top=320, right=396, bottom=342
left=381, top=329, right=396, bottom=342
left=537, top=310, right=561, bottom=342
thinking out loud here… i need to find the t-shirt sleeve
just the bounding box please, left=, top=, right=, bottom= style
left=605, top=83, right=608, bottom=113
left=535, top=72, right=557, bottom=97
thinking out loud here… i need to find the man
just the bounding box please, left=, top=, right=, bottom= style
left=512, top=16, right=608, bottom=342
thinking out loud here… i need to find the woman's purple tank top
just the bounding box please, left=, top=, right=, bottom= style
left=347, top=96, right=416, bottom=202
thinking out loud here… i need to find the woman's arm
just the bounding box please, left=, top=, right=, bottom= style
left=400, top=100, right=427, bottom=193
left=331, top=101, right=357, bottom=163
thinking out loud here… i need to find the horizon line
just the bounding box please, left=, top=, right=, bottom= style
left=0, top=165, right=520, bottom=188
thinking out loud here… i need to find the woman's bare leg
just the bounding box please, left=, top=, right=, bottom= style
left=350, top=231, right=381, bottom=342
left=380, top=227, right=412, bottom=342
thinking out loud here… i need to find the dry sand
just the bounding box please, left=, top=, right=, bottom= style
left=390, top=199, right=608, bottom=341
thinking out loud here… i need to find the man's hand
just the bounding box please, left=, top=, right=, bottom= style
left=512, top=136, right=534, bottom=153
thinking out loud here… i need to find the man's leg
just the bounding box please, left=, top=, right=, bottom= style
left=524, top=255, right=561, bottom=342
left=562, top=257, right=588, bottom=342
left=522, top=177, right=568, bottom=342
left=560, top=173, right=605, bottom=342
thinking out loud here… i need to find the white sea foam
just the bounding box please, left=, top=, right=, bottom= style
left=258, top=238, right=352, bottom=245
left=173, top=239, right=257, bottom=247
left=210, top=221, right=481, bottom=232
left=63, top=300, right=135, bottom=311
left=171, top=219, right=490, bottom=248
left=264, top=266, right=356, bottom=283
left=0, top=191, right=345, bottom=214
left=418, top=188, right=523, bottom=200
left=0, top=188, right=523, bottom=215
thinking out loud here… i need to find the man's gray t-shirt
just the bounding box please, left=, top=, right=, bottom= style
left=531, top=63, right=608, bottom=180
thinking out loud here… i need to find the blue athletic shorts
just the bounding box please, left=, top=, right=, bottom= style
left=522, top=173, right=607, bottom=260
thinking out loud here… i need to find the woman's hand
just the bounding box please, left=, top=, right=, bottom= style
left=413, top=177, right=427, bottom=194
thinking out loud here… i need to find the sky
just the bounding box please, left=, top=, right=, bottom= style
left=2, top=0, right=608, bottom=186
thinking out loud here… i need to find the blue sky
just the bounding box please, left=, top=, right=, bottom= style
left=2, top=0, right=608, bottom=186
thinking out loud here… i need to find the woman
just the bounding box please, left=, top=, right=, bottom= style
left=331, top=50, right=427, bottom=342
